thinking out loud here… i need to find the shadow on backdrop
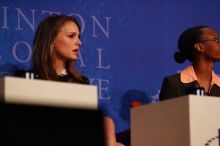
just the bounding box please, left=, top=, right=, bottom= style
left=117, top=89, right=152, bottom=146
left=0, top=62, right=32, bottom=77
left=119, top=89, right=152, bottom=121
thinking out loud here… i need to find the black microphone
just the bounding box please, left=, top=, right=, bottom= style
left=186, top=86, right=205, bottom=96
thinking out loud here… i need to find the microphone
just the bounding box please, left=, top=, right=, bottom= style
left=25, top=72, right=35, bottom=79
left=186, top=86, right=205, bottom=96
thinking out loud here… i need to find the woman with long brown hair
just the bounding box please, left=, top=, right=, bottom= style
left=32, top=14, right=89, bottom=84
left=32, top=14, right=124, bottom=146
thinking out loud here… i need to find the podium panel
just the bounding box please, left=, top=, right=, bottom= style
left=0, top=102, right=105, bottom=146
left=0, top=76, right=97, bottom=109
left=131, top=95, right=220, bottom=146
left=0, top=76, right=104, bottom=146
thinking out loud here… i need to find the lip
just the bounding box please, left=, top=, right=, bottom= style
left=72, top=48, right=79, bottom=55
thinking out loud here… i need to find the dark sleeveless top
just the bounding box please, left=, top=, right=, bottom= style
left=14, top=69, right=90, bottom=85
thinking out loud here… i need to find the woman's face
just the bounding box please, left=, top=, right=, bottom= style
left=199, top=28, right=220, bottom=62
left=53, top=21, right=81, bottom=62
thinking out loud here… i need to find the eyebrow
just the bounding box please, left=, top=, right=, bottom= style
left=66, top=32, right=80, bottom=35
left=66, top=31, right=81, bottom=38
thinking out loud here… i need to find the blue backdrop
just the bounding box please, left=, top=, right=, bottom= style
left=1, top=0, right=220, bottom=133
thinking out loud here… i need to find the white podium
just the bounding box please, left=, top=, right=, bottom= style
left=0, top=76, right=98, bottom=109
left=0, top=77, right=105, bottom=146
left=131, top=95, right=220, bottom=146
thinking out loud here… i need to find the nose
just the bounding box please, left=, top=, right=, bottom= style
left=77, top=38, right=82, bottom=46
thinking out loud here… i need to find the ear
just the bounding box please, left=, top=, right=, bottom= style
left=194, top=43, right=205, bottom=53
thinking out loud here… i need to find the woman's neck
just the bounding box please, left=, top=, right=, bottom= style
left=53, top=59, right=66, bottom=75
left=193, top=59, right=213, bottom=79
left=193, top=61, right=213, bottom=93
